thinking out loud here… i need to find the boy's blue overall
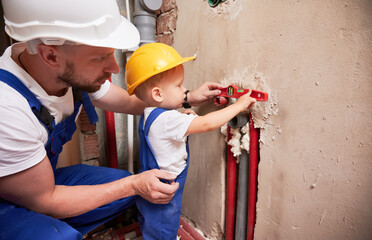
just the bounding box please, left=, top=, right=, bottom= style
left=0, top=69, right=135, bottom=240
left=137, top=108, right=190, bottom=240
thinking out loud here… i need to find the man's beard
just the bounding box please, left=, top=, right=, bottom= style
left=57, top=62, right=111, bottom=93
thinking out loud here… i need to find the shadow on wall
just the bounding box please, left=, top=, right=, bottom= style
left=0, top=4, right=12, bottom=54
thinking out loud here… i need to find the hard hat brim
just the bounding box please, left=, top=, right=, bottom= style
left=5, top=16, right=140, bottom=50
left=127, top=55, right=196, bottom=95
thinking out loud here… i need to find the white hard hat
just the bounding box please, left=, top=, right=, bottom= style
left=1, top=0, right=140, bottom=50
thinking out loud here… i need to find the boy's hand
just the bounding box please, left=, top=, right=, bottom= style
left=236, top=89, right=256, bottom=111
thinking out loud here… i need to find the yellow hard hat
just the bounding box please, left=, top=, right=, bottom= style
left=125, top=43, right=195, bottom=95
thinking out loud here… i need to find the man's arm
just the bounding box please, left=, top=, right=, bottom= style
left=93, top=81, right=225, bottom=115
left=0, top=156, right=178, bottom=219
left=186, top=91, right=256, bottom=135
left=92, top=83, right=147, bottom=115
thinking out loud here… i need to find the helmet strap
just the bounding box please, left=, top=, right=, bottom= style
left=18, top=51, right=30, bottom=74
left=26, top=39, right=43, bottom=55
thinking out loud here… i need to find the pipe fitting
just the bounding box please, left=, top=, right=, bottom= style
left=140, top=0, right=163, bottom=12
left=228, top=113, right=249, bottom=129
left=208, top=0, right=227, bottom=8
left=134, top=0, right=162, bottom=45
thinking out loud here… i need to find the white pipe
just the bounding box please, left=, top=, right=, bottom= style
left=125, top=0, right=134, bottom=173
left=126, top=0, right=131, bottom=21
left=127, top=114, right=134, bottom=173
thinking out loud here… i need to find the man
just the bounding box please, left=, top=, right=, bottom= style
left=0, top=0, right=223, bottom=239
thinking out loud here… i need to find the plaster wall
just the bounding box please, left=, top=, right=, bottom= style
left=174, top=0, right=372, bottom=239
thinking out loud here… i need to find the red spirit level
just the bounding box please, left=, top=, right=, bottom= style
left=218, top=85, right=268, bottom=101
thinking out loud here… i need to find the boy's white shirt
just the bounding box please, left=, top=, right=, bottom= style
left=144, top=107, right=197, bottom=176
left=0, top=43, right=110, bottom=177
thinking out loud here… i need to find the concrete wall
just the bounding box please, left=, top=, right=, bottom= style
left=174, top=0, right=372, bottom=239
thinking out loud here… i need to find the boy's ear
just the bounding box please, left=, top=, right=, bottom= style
left=151, top=87, right=163, bottom=103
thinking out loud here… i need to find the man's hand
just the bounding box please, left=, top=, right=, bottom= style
left=132, top=169, right=179, bottom=204
left=187, top=82, right=223, bottom=107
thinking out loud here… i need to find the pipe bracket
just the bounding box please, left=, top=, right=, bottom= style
left=208, top=0, right=227, bottom=8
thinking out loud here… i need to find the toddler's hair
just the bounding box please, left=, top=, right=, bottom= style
left=134, top=68, right=175, bottom=101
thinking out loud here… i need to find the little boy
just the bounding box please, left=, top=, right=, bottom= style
left=125, top=43, right=256, bottom=240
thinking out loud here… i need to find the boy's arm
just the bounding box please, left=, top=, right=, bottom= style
left=186, top=91, right=256, bottom=135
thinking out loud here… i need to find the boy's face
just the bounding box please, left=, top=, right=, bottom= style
left=159, top=65, right=187, bottom=109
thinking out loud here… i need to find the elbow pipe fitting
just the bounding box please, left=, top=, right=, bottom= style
left=133, top=0, right=163, bottom=45
left=228, top=113, right=249, bottom=129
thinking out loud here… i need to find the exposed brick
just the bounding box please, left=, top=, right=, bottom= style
left=80, top=108, right=96, bottom=133
left=160, top=0, right=177, bottom=13
left=156, top=11, right=177, bottom=34
left=156, top=33, right=174, bottom=46
left=81, top=134, right=99, bottom=160
left=82, top=159, right=100, bottom=166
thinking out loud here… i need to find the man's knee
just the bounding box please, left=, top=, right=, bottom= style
left=0, top=209, right=82, bottom=240
left=55, top=164, right=132, bottom=186
left=24, top=220, right=82, bottom=240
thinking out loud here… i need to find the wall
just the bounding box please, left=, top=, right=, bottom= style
left=174, top=0, right=372, bottom=239
left=57, top=126, right=81, bottom=168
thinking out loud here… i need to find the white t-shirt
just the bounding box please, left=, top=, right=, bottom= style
left=143, top=107, right=197, bottom=175
left=0, top=43, right=110, bottom=177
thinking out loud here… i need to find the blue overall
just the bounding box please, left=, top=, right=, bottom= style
left=0, top=69, right=135, bottom=240
left=137, top=108, right=190, bottom=240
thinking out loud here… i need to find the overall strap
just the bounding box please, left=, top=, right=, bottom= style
left=72, top=88, right=98, bottom=125
left=138, top=108, right=167, bottom=173
left=0, top=69, right=55, bottom=133
left=82, top=91, right=98, bottom=124
left=143, top=108, right=167, bottom=135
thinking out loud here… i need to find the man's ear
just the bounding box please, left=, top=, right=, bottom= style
left=37, top=44, right=61, bottom=69
left=151, top=87, right=163, bottom=103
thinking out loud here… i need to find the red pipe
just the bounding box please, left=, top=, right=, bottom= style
left=247, top=114, right=259, bottom=240
left=105, top=78, right=119, bottom=169
left=178, top=217, right=206, bottom=240
left=225, top=125, right=237, bottom=240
